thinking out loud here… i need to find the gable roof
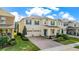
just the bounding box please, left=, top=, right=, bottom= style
left=0, top=8, right=14, bottom=17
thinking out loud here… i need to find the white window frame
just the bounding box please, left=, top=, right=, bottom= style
left=0, top=16, right=6, bottom=24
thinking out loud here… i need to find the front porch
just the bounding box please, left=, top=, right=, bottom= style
left=67, top=27, right=79, bottom=36
left=43, top=27, right=62, bottom=38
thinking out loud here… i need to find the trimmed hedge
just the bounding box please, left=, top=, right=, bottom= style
left=17, top=32, right=22, bottom=36
left=22, top=37, right=29, bottom=41
left=57, top=37, right=65, bottom=42
left=56, top=34, right=69, bottom=40
left=8, top=39, right=16, bottom=46
left=0, top=36, right=9, bottom=48
left=16, top=32, right=29, bottom=41
left=56, top=33, right=61, bottom=38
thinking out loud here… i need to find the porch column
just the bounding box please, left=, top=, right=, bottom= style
left=60, top=29, right=62, bottom=34
left=54, top=29, right=57, bottom=35
left=47, top=29, right=51, bottom=36
left=76, top=29, right=78, bottom=36
left=63, top=29, right=66, bottom=34
left=12, top=29, right=14, bottom=38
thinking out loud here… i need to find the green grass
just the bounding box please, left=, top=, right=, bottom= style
left=55, top=37, right=79, bottom=45
left=74, top=46, right=79, bottom=49
left=0, top=36, right=40, bottom=51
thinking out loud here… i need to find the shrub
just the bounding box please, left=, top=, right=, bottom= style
left=0, top=38, right=4, bottom=48
left=56, top=33, right=69, bottom=40
left=56, top=33, right=61, bottom=38
left=0, top=36, right=8, bottom=48
left=61, top=34, right=69, bottom=40
left=17, top=32, right=26, bottom=39
left=74, top=46, right=79, bottom=48
left=16, top=32, right=29, bottom=41
left=11, top=38, right=15, bottom=41
left=22, top=37, right=29, bottom=41
left=8, top=39, right=16, bottom=46
left=57, top=37, right=64, bottom=42
left=17, top=32, right=22, bottom=36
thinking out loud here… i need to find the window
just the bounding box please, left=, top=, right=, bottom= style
left=64, top=23, right=68, bottom=26
left=0, top=16, right=6, bottom=24
left=74, top=24, right=76, bottom=27
left=26, top=20, right=31, bottom=25
left=51, top=21, right=55, bottom=25
left=34, top=21, right=39, bottom=25
left=1, top=17, right=6, bottom=20
left=59, top=22, right=61, bottom=26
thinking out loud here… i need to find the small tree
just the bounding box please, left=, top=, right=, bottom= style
left=22, top=26, right=27, bottom=36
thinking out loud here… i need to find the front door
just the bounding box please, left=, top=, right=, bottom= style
left=44, top=29, right=47, bottom=36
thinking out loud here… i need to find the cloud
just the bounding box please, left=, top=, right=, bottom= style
left=46, top=15, right=54, bottom=19
left=62, top=12, right=76, bottom=20
left=25, top=7, right=51, bottom=16
left=59, top=11, right=76, bottom=21
left=59, top=11, right=64, bottom=15
left=48, top=7, right=59, bottom=11
left=52, top=14, right=57, bottom=16
left=10, top=12, right=24, bottom=22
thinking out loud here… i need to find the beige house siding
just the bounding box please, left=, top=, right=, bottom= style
left=18, top=19, right=26, bottom=33
left=18, top=17, right=63, bottom=37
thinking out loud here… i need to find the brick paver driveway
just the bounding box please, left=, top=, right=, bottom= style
left=28, top=37, right=62, bottom=49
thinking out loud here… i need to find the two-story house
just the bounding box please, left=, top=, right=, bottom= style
left=61, top=19, right=79, bottom=36
left=18, top=16, right=64, bottom=37
left=0, top=8, right=15, bottom=38
left=66, top=21, right=79, bottom=36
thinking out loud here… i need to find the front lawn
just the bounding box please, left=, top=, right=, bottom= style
left=0, top=35, right=40, bottom=51
left=57, top=37, right=79, bottom=45
left=74, top=46, right=79, bottom=49
left=55, top=34, right=79, bottom=45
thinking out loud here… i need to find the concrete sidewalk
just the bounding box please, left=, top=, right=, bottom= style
left=41, top=45, right=79, bottom=51
left=41, top=42, right=79, bottom=51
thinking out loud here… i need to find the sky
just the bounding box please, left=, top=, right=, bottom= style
left=2, top=7, right=79, bottom=22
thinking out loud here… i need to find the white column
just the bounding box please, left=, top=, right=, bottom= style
left=63, top=29, right=66, bottom=34
left=55, top=21, right=56, bottom=26
left=76, top=29, right=78, bottom=36
left=54, top=29, right=57, bottom=35
left=47, top=29, right=51, bottom=36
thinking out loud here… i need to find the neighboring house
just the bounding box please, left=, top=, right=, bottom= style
left=66, top=21, right=79, bottom=36
left=0, top=8, right=15, bottom=38
left=18, top=16, right=65, bottom=37
left=61, top=19, right=79, bottom=36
